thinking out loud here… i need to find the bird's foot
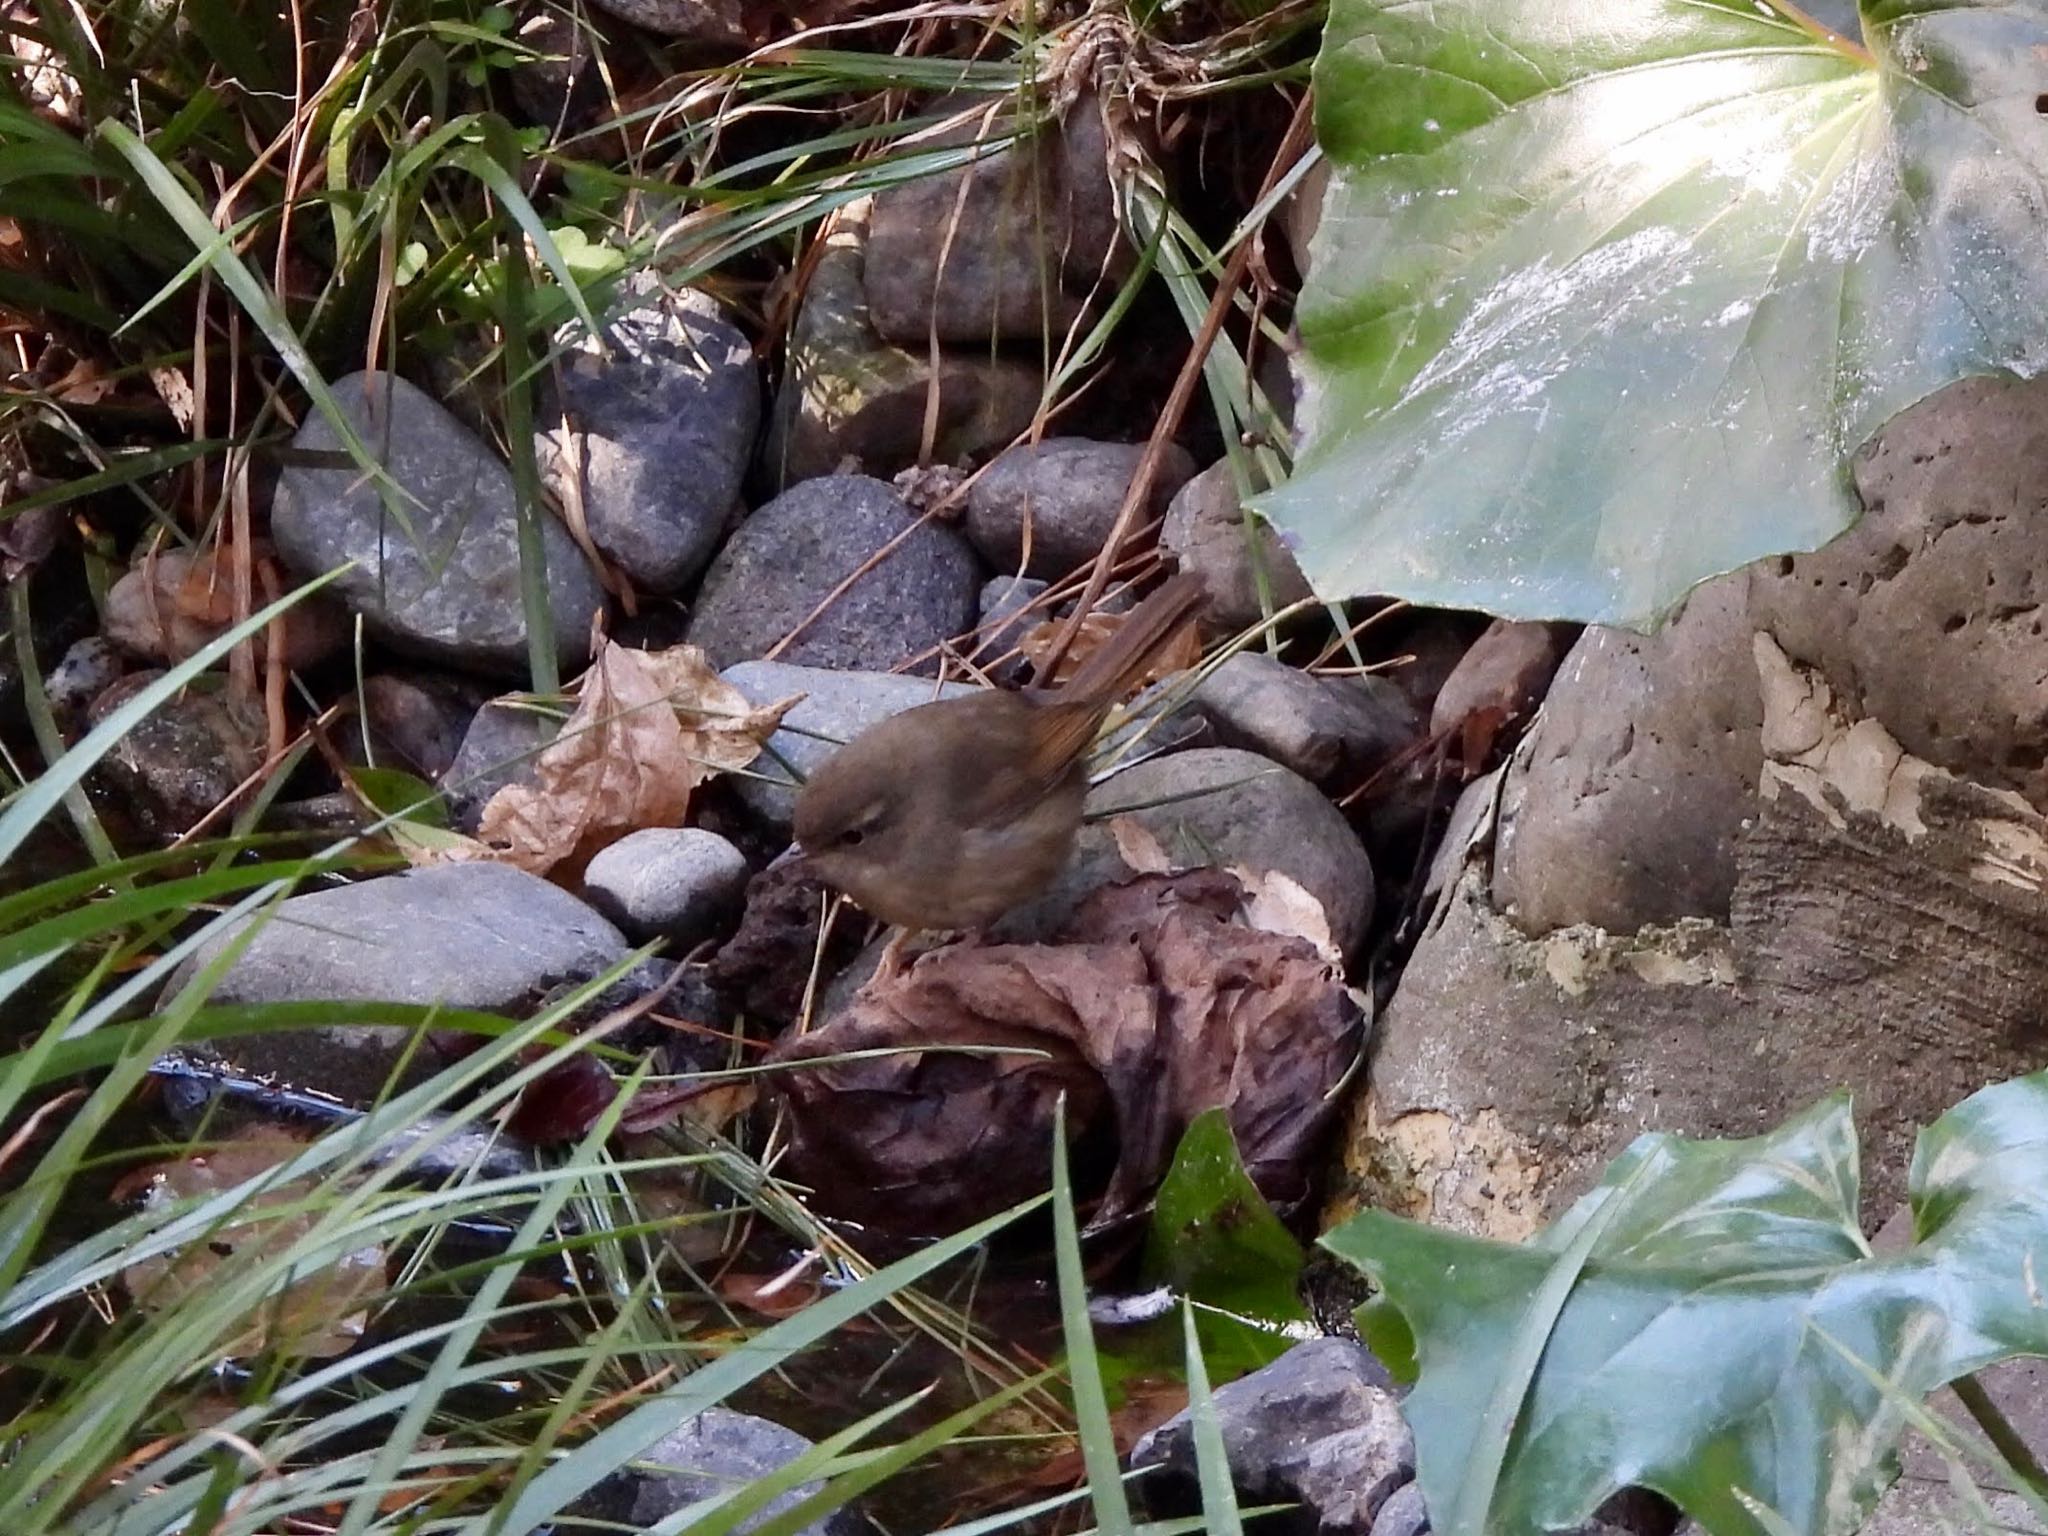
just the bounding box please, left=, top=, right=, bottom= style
left=864, top=926, right=989, bottom=991
left=866, top=928, right=921, bottom=988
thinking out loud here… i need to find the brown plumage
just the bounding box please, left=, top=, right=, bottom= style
left=793, top=573, right=1205, bottom=931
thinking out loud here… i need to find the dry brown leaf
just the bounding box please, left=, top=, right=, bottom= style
left=1108, top=813, right=1174, bottom=874
left=717, top=1265, right=825, bottom=1320
left=766, top=868, right=1363, bottom=1236
left=149, top=364, right=197, bottom=431
left=476, top=641, right=797, bottom=876
left=1231, top=865, right=1342, bottom=964
left=47, top=355, right=114, bottom=405
left=384, top=819, right=492, bottom=868
left=1018, top=605, right=1202, bottom=691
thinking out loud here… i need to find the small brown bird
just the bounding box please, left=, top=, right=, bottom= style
left=793, top=572, right=1205, bottom=934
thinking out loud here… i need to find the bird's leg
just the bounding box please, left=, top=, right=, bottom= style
left=865, top=925, right=990, bottom=990
left=868, top=927, right=921, bottom=987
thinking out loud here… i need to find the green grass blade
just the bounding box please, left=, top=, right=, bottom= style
left=0, top=568, right=340, bottom=868
left=745, top=1372, right=1056, bottom=1536
left=495, top=1192, right=1047, bottom=1531
left=1052, top=1100, right=1133, bottom=1536
left=1182, top=1303, right=1243, bottom=1536
left=96, top=121, right=415, bottom=528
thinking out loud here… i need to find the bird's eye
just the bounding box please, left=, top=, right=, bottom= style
left=839, top=828, right=866, bottom=847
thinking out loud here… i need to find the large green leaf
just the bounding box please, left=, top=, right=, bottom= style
left=1263, top=0, right=2048, bottom=628
left=1143, top=1109, right=1308, bottom=1377
left=1322, top=1075, right=2048, bottom=1536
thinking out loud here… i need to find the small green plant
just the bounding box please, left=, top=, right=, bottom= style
left=1324, top=1073, right=2048, bottom=1536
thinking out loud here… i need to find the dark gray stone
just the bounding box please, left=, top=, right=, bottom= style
left=538, top=279, right=757, bottom=592
left=973, top=573, right=1049, bottom=682
left=579, top=0, right=753, bottom=44
left=440, top=696, right=555, bottom=833
left=720, top=660, right=974, bottom=832
left=1162, top=459, right=1314, bottom=636
left=507, top=5, right=605, bottom=132
left=965, top=437, right=1194, bottom=579
left=864, top=94, right=1126, bottom=346
left=86, top=671, right=265, bottom=836
left=45, top=636, right=123, bottom=717
left=1003, top=746, right=1377, bottom=955
left=1131, top=1338, right=1409, bottom=1536
left=270, top=371, right=605, bottom=675
left=570, top=1406, right=868, bottom=1536
left=761, top=202, right=1045, bottom=489
left=581, top=827, right=750, bottom=947
left=162, top=863, right=634, bottom=1103
left=1193, top=652, right=1420, bottom=783
left=686, top=474, right=978, bottom=674
left=361, top=672, right=490, bottom=781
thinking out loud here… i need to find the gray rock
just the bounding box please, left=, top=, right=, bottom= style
left=1003, top=746, right=1376, bottom=955
left=965, top=437, right=1194, bottom=579
left=581, top=827, right=750, bottom=947
left=760, top=202, right=1045, bottom=488
left=1371, top=1480, right=1429, bottom=1536
left=162, top=863, right=634, bottom=1103
left=580, top=0, right=753, bottom=44
left=440, top=696, right=555, bottom=833
left=864, top=93, right=1127, bottom=345
left=507, top=4, right=605, bottom=132
left=569, top=1406, right=867, bottom=1536
left=264, top=793, right=372, bottom=836
left=103, top=548, right=348, bottom=670
left=538, top=279, right=756, bottom=592
left=973, top=573, right=1049, bottom=682
left=1429, top=619, right=1574, bottom=743
left=1492, top=574, right=1761, bottom=935
left=686, top=474, right=978, bottom=674
left=721, top=660, right=974, bottom=832
left=360, top=672, right=490, bottom=781
left=1131, top=1337, right=1409, bottom=1536
left=86, top=671, right=265, bottom=835
left=270, top=371, right=605, bottom=675
left=1193, top=652, right=1419, bottom=783
left=1161, top=459, right=1314, bottom=635
left=1497, top=373, right=2048, bottom=937
left=1283, top=158, right=1330, bottom=280
left=45, top=636, right=123, bottom=717
left=1753, top=372, right=2048, bottom=811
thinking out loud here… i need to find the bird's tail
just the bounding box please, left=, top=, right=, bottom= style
left=1055, top=570, right=1207, bottom=705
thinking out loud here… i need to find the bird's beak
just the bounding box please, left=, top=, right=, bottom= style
left=769, top=843, right=809, bottom=874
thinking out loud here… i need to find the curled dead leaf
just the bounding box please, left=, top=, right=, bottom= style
left=476, top=641, right=797, bottom=877
left=766, top=868, right=1363, bottom=1236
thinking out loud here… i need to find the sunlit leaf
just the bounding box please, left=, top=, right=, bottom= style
left=1264, top=0, right=2048, bottom=628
